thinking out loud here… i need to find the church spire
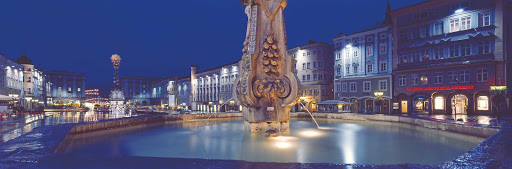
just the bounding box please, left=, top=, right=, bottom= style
left=382, top=0, right=392, bottom=25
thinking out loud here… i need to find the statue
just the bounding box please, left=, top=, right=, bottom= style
left=233, top=0, right=300, bottom=133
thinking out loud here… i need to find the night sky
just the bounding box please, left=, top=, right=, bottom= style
left=0, top=0, right=426, bottom=90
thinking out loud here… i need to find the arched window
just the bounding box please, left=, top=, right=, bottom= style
left=477, top=96, right=489, bottom=110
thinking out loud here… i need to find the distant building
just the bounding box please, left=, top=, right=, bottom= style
left=43, top=70, right=86, bottom=106
left=85, top=89, right=99, bottom=103
left=17, top=55, right=45, bottom=110
left=0, top=54, right=24, bottom=110
left=190, top=61, right=240, bottom=112
left=176, top=76, right=191, bottom=110
left=288, top=41, right=334, bottom=112
left=391, top=0, right=510, bottom=115
left=333, top=25, right=393, bottom=114
left=120, top=76, right=164, bottom=106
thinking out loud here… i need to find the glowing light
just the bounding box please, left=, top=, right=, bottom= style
left=298, top=129, right=324, bottom=138
left=275, top=141, right=292, bottom=149
left=455, top=9, right=464, bottom=13
left=269, top=136, right=297, bottom=149
left=346, top=44, right=352, bottom=48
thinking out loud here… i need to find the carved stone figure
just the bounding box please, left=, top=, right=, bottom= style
left=233, top=0, right=300, bottom=133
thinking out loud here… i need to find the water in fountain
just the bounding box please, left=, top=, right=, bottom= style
left=298, top=101, right=334, bottom=130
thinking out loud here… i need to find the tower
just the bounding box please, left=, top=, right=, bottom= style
left=109, top=54, right=125, bottom=111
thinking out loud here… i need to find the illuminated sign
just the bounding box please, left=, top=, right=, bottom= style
left=490, top=86, right=507, bottom=91
left=406, top=85, right=474, bottom=92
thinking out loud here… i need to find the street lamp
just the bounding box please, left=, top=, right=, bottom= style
left=374, top=91, right=384, bottom=114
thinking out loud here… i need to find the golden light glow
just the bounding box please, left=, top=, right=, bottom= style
left=490, top=86, right=506, bottom=91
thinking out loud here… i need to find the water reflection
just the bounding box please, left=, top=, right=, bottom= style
left=0, top=110, right=140, bottom=144
left=60, top=118, right=485, bottom=165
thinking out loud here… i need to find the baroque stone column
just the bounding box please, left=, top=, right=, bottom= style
left=234, top=0, right=300, bottom=133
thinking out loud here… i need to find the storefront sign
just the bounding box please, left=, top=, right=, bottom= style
left=406, top=85, right=474, bottom=92
left=393, top=103, right=399, bottom=110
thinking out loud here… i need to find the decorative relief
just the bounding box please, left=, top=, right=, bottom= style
left=252, top=77, right=291, bottom=104
left=262, top=35, right=280, bottom=75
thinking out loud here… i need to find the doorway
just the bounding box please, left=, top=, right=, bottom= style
left=401, top=101, right=408, bottom=113
left=451, top=94, right=468, bottom=115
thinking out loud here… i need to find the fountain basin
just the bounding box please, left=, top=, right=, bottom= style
left=54, top=116, right=488, bottom=165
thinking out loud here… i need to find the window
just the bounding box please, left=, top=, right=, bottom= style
left=367, top=64, right=373, bottom=73
left=353, top=47, right=358, bottom=57
left=363, top=81, right=371, bottom=92
left=380, top=62, right=387, bottom=72
left=313, top=62, right=317, bottom=68
left=433, top=47, right=442, bottom=59
left=479, top=12, right=491, bottom=27
left=448, top=71, right=458, bottom=83
left=302, top=63, right=306, bottom=70
left=379, top=80, right=387, bottom=91
left=477, top=69, right=488, bottom=82
left=399, top=30, right=407, bottom=40
left=399, top=52, right=407, bottom=64
left=307, top=52, right=310, bottom=56
left=380, top=43, right=387, bottom=54
left=336, top=53, right=341, bottom=59
left=318, top=61, right=323, bottom=67
left=450, top=18, right=460, bottom=32
left=434, top=72, right=443, bottom=84
left=58, top=87, right=62, bottom=91
left=477, top=96, right=489, bottom=110
left=336, top=67, right=341, bottom=75
left=380, top=33, right=386, bottom=39
left=412, top=50, right=420, bottom=62
left=462, top=43, right=471, bottom=56
left=460, top=70, right=469, bottom=83
left=313, top=74, right=318, bottom=80
left=399, top=75, right=407, bottom=86
left=461, top=16, right=471, bottom=30
left=307, top=63, right=311, bottom=69
left=420, top=26, right=427, bottom=38
left=434, top=96, right=444, bottom=110
left=367, top=45, right=373, bottom=56
left=78, top=88, right=81, bottom=92
left=303, top=53, right=306, bottom=56
left=302, top=75, right=306, bottom=81
left=420, top=74, right=428, bottom=85
left=307, top=75, right=311, bottom=81
left=68, top=87, right=72, bottom=92
left=478, top=40, right=491, bottom=54
left=346, top=65, right=350, bottom=74
left=433, top=22, right=443, bottom=35
left=411, top=75, right=419, bottom=85
left=319, top=74, right=323, bottom=80
left=342, top=83, right=348, bottom=92
left=449, top=44, right=460, bottom=57
left=349, top=82, right=357, bottom=92
left=353, top=65, right=358, bottom=73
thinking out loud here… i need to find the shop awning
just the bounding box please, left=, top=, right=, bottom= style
left=315, top=100, right=354, bottom=105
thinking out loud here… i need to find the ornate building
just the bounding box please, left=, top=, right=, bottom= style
left=391, top=0, right=510, bottom=115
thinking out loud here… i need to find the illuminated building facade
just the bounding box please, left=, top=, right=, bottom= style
left=333, top=26, right=393, bottom=114
left=85, top=89, right=99, bottom=103
left=120, top=76, right=164, bottom=106
left=17, top=55, right=45, bottom=110
left=176, top=76, right=191, bottom=110
left=391, top=0, right=510, bottom=115
left=43, top=70, right=86, bottom=106
left=190, top=61, right=240, bottom=112
left=288, top=41, right=334, bottom=112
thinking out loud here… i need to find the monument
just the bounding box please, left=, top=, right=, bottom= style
left=109, top=54, right=125, bottom=112
left=234, top=0, right=300, bottom=133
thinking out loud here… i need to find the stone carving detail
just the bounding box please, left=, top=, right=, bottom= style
left=234, top=0, right=299, bottom=132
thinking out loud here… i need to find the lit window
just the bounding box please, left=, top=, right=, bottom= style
left=380, top=43, right=387, bottom=54
left=68, top=87, right=72, bottom=92
left=434, top=96, right=444, bottom=110
left=450, top=18, right=460, bottom=32
left=77, top=88, right=81, bottom=92
left=477, top=96, right=489, bottom=110
left=479, top=12, right=491, bottom=27
left=420, top=74, right=428, bottom=85
left=367, top=45, right=373, bottom=56
left=461, top=16, right=471, bottom=30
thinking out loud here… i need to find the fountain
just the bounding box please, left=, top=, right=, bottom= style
left=234, top=0, right=300, bottom=133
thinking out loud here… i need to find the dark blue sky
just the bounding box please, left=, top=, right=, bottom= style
left=0, top=0, right=426, bottom=89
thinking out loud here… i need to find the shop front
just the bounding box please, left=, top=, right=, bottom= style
left=395, top=85, right=493, bottom=115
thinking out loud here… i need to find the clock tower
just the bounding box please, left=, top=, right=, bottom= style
left=110, top=54, right=125, bottom=111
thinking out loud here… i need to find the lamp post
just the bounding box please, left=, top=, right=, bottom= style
left=374, top=91, right=384, bottom=114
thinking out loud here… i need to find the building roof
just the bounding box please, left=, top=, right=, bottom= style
left=16, top=55, right=32, bottom=64
left=288, top=41, right=331, bottom=51
left=333, top=25, right=388, bottom=39
left=195, top=59, right=240, bottom=74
